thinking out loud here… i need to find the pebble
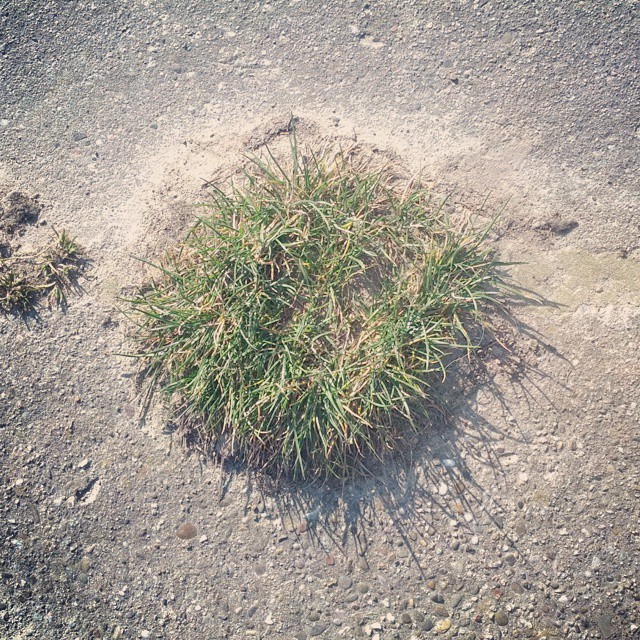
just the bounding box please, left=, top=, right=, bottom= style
left=77, top=458, right=91, bottom=470
left=510, top=581, right=525, bottom=595
left=434, top=618, right=451, bottom=633
left=309, top=612, right=320, bottom=622
left=79, top=556, right=91, bottom=573
left=494, top=610, right=508, bottom=626
left=438, top=483, right=448, bottom=496
left=72, top=131, right=88, bottom=142
left=176, top=523, right=197, bottom=540
left=265, top=613, right=274, bottom=625
left=422, top=618, right=434, bottom=631
left=596, top=612, right=615, bottom=639
left=338, top=575, right=352, bottom=590
left=504, top=553, right=516, bottom=566
left=140, top=632, right=150, bottom=639
left=254, top=563, right=267, bottom=576
left=401, top=612, right=412, bottom=625
left=431, top=593, right=445, bottom=604
left=434, top=605, right=449, bottom=618
left=309, top=622, right=328, bottom=636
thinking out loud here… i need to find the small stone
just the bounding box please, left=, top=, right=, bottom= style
left=112, top=626, right=123, bottom=639
left=510, top=581, right=525, bottom=595
left=401, top=612, right=412, bottom=625
left=414, top=611, right=424, bottom=623
left=504, top=553, right=516, bottom=566
left=434, top=605, right=449, bottom=618
left=596, top=613, right=615, bottom=639
left=494, top=610, right=508, bottom=626
left=434, top=618, right=451, bottom=633
left=77, top=458, right=91, bottom=470
left=254, top=563, right=267, bottom=576
left=357, top=582, right=370, bottom=594
left=427, top=579, right=436, bottom=590
left=396, top=546, right=409, bottom=558
left=79, top=556, right=91, bottom=573
left=450, top=595, right=462, bottom=609
left=176, top=523, right=197, bottom=540
left=265, top=613, right=274, bottom=625
left=72, top=131, right=88, bottom=142
left=298, top=521, right=308, bottom=533
left=431, top=593, right=445, bottom=604
left=309, top=612, right=320, bottom=622
left=450, top=540, right=460, bottom=551
left=140, top=632, right=150, bottom=639
left=438, top=483, right=448, bottom=496
left=309, top=622, right=328, bottom=636
left=326, top=555, right=335, bottom=566
left=338, top=575, right=352, bottom=590
left=422, top=618, right=434, bottom=631
left=199, top=534, right=208, bottom=544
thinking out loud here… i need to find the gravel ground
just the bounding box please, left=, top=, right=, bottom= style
left=1, top=1, right=639, bottom=639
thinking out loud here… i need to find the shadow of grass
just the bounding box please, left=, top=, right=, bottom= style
left=137, top=305, right=570, bottom=576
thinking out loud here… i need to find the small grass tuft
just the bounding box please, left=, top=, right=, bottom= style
left=0, top=268, right=40, bottom=313
left=126, top=139, right=515, bottom=478
left=0, top=228, right=85, bottom=314
left=38, top=229, right=85, bottom=307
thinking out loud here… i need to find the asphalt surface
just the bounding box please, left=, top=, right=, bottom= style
left=1, top=2, right=639, bottom=639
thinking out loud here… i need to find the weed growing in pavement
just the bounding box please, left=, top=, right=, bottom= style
left=0, top=229, right=85, bottom=314
left=126, top=138, right=518, bottom=479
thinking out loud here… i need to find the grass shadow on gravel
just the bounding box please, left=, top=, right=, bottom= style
left=249, top=317, right=565, bottom=573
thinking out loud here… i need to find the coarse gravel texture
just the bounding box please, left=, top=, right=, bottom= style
left=1, top=1, right=639, bottom=640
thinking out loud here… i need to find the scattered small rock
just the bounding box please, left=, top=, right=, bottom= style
left=595, top=612, right=615, bottom=639
left=176, top=523, right=197, bottom=540
left=434, top=618, right=451, bottom=633
left=494, top=610, right=508, bottom=626
left=309, top=622, right=328, bottom=636
left=337, top=575, right=352, bottom=590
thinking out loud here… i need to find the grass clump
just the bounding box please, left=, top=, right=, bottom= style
left=0, top=229, right=85, bottom=313
left=127, top=141, right=512, bottom=478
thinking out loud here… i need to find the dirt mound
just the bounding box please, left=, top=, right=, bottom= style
left=0, top=191, right=41, bottom=235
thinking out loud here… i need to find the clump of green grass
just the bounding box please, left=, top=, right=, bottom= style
left=0, top=229, right=85, bottom=314
left=38, top=229, right=85, bottom=307
left=126, top=141, right=513, bottom=478
left=0, top=268, right=39, bottom=312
